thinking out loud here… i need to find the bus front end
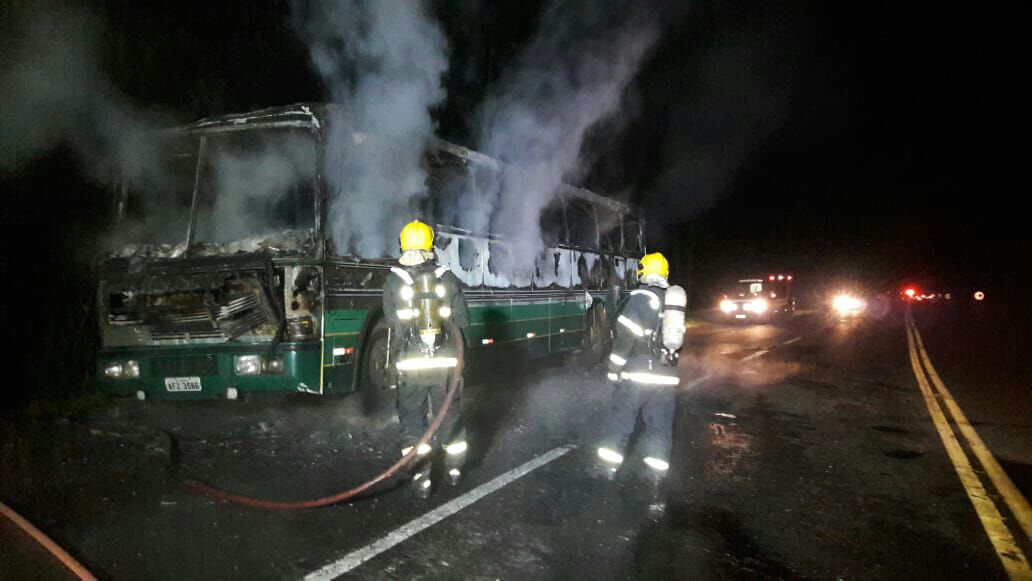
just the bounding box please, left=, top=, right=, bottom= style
left=95, top=109, right=328, bottom=399
left=97, top=255, right=324, bottom=400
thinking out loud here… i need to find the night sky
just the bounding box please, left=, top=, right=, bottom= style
left=1, top=0, right=1028, bottom=404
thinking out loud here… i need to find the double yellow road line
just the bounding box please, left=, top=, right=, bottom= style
left=905, top=310, right=1032, bottom=579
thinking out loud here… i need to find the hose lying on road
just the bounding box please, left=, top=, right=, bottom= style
left=183, top=322, right=465, bottom=510
left=0, top=501, right=98, bottom=580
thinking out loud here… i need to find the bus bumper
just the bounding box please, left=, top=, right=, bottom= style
left=96, top=342, right=323, bottom=400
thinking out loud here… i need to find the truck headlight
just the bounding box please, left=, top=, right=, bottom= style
left=833, top=294, right=864, bottom=315
left=751, top=299, right=768, bottom=313
left=124, top=360, right=140, bottom=379
left=719, top=300, right=736, bottom=313
left=234, top=355, right=262, bottom=376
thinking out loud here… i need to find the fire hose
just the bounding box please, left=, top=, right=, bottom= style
left=182, top=323, right=465, bottom=510
left=0, top=501, right=98, bottom=580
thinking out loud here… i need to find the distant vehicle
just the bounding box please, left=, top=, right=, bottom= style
left=719, top=274, right=795, bottom=322
left=831, top=292, right=866, bottom=317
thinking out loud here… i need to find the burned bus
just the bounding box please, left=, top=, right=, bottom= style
left=96, top=104, right=643, bottom=400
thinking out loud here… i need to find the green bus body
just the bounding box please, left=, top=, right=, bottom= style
left=95, top=104, right=643, bottom=400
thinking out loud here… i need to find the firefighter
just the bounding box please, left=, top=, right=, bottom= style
left=596, top=252, right=687, bottom=506
left=383, top=220, right=470, bottom=499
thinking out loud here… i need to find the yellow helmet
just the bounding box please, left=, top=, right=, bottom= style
left=399, top=220, right=434, bottom=251
left=637, top=252, right=669, bottom=279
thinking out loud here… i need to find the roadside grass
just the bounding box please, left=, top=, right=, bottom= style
left=25, top=390, right=111, bottom=420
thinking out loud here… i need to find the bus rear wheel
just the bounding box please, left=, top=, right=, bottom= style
left=360, top=321, right=392, bottom=414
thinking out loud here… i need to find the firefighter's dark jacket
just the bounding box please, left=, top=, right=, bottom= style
left=382, top=262, right=470, bottom=364
left=607, top=285, right=670, bottom=375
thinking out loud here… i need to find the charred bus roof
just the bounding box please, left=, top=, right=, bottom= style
left=166, top=103, right=633, bottom=217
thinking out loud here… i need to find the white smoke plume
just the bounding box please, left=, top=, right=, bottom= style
left=0, top=3, right=163, bottom=186
left=291, top=0, right=449, bottom=258
left=472, top=0, right=659, bottom=272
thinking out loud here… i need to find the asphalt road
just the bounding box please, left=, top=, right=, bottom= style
left=2, top=302, right=1029, bottom=579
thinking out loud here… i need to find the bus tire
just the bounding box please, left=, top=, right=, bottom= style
left=360, top=320, right=392, bottom=415
left=580, top=303, right=611, bottom=367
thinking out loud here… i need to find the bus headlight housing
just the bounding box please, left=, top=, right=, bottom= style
left=234, top=355, right=262, bottom=376
left=103, top=362, right=123, bottom=379
left=719, top=300, right=736, bottom=313
left=234, top=355, right=285, bottom=376
left=103, top=360, right=139, bottom=379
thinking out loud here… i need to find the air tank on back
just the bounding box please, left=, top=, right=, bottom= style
left=662, top=285, right=687, bottom=353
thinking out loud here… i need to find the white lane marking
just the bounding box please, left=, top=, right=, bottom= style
left=303, top=445, right=575, bottom=580
left=740, top=349, right=771, bottom=362
left=682, top=375, right=711, bottom=389
left=783, top=336, right=802, bottom=345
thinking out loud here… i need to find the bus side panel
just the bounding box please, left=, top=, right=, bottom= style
left=550, top=295, right=587, bottom=352
left=323, top=263, right=389, bottom=393
left=466, top=297, right=512, bottom=346
left=465, top=292, right=587, bottom=358
left=322, top=307, right=370, bottom=393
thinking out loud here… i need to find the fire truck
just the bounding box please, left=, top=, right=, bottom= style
left=719, top=274, right=795, bottom=322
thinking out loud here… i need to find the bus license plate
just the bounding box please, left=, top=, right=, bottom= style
left=165, top=377, right=202, bottom=392
left=735, top=314, right=747, bottom=319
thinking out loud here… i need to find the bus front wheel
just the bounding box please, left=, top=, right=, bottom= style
left=581, top=303, right=611, bottom=366
left=360, top=320, right=392, bottom=414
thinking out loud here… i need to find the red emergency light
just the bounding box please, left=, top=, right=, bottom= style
left=904, top=288, right=916, bottom=298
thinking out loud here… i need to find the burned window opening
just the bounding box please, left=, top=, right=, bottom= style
left=566, top=198, right=598, bottom=248
left=192, top=129, right=317, bottom=246
left=597, top=204, right=621, bottom=253
left=623, top=218, right=644, bottom=254
left=113, top=128, right=318, bottom=259
left=540, top=200, right=566, bottom=247
left=116, top=135, right=199, bottom=248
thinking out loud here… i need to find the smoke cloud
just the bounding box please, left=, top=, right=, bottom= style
left=644, top=8, right=799, bottom=238
left=472, top=0, right=659, bottom=272
left=291, top=0, right=449, bottom=259
left=0, top=3, right=164, bottom=187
